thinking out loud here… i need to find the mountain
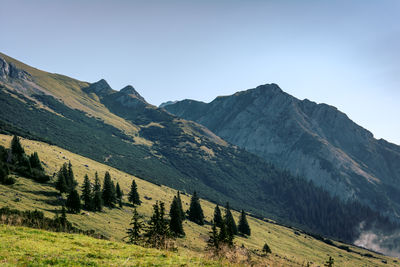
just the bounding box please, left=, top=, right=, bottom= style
left=163, top=84, right=400, bottom=220
left=0, top=52, right=396, bottom=243
left=1, top=135, right=397, bottom=266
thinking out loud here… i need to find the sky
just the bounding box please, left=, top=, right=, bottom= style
left=1, top=0, right=399, bottom=144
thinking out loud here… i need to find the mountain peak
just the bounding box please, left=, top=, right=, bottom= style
left=85, top=79, right=113, bottom=96
left=119, top=85, right=145, bottom=102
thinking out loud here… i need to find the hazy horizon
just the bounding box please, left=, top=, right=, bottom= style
left=1, top=0, right=399, bottom=144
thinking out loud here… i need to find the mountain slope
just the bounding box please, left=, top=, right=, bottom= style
left=163, top=84, right=400, bottom=219
left=0, top=134, right=398, bottom=266
left=0, top=52, right=396, bottom=243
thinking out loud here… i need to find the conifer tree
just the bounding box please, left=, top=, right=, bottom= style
left=207, top=221, right=220, bottom=250
left=176, top=191, right=185, bottom=220
left=238, top=209, right=251, bottom=236
left=126, top=207, right=143, bottom=244
left=218, top=219, right=233, bottom=246
left=262, top=243, right=271, bottom=254
left=213, top=204, right=223, bottom=228
left=188, top=191, right=204, bottom=225
left=169, top=196, right=185, bottom=237
left=102, top=171, right=116, bottom=207
left=29, top=152, right=44, bottom=171
left=324, top=256, right=334, bottom=267
left=66, top=189, right=81, bottom=213
left=55, top=164, right=68, bottom=194
left=11, top=135, right=24, bottom=159
left=81, top=174, right=92, bottom=210
left=0, top=161, right=10, bottom=184
left=145, top=201, right=170, bottom=248
left=66, top=161, right=77, bottom=191
left=92, top=172, right=103, bottom=211
left=116, top=182, right=123, bottom=207
left=60, top=205, right=67, bottom=230
left=224, top=202, right=238, bottom=237
left=128, top=179, right=141, bottom=206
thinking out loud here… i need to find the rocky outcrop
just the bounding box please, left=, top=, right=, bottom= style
left=165, top=84, right=400, bottom=219
left=0, top=57, right=32, bottom=81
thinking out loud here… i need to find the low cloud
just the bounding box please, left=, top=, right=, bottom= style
left=354, top=226, right=400, bottom=258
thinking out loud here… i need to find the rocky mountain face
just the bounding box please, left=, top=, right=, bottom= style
left=164, top=84, right=400, bottom=220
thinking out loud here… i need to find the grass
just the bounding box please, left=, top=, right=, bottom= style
left=0, top=224, right=220, bottom=266
left=0, top=134, right=399, bottom=266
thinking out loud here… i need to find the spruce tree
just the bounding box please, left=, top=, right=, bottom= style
left=66, top=161, right=77, bottom=191
left=128, top=179, right=141, bottom=206
left=224, top=202, right=238, bottom=237
left=60, top=205, right=67, bottom=229
left=262, top=243, right=271, bottom=254
left=29, top=152, right=44, bottom=171
left=81, top=174, right=92, bottom=210
left=145, top=201, right=169, bottom=248
left=207, top=221, right=220, bottom=250
left=92, top=172, right=103, bottom=211
left=218, top=219, right=232, bottom=246
left=188, top=191, right=204, bottom=225
left=11, top=135, right=24, bottom=159
left=126, top=207, right=143, bottom=244
left=213, top=204, right=223, bottom=228
left=102, top=171, right=116, bottom=208
left=116, top=182, right=123, bottom=207
left=0, top=161, right=10, bottom=184
left=176, top=191, right=185, bottom=220
left=169, top=196, right=185, bottom=237
left=238, top=209, right=251, bottom=236
left=55, top=164, right=68, bottom=194
left=66, top=189, right=81, bottom=213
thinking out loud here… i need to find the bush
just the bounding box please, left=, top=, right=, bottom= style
left=262, top=243, right=271, bottom=254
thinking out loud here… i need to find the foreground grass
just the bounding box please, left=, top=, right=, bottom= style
left=0, top=224, right=220, bottom=266
left=0, top=134, right=398, bottom=266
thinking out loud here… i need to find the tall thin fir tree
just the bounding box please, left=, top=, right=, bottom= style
left=66, top=189, right=81, bottom=214
left=66, top=161, right=77, bottom=191
left=126, top=207, right=143, bottom=244
left=11, top=135, right=25, bottom=159
left=176, top=191, right=185, bottom=220
left=116, top=182, right=123, bottom=207
left=55, top=164, right=68, bottom=194
left=207, top=221, right=220, bottom=250
left=29, top=152, right=44, bottom=171
left=145, top=201, right=170, bottom=248
left=188, top=191, right=205, bottom=225
left=81, top=174, right=92, bottom=210
left=238, top=209, right=251, bottom=236
left=128, top=179, right=141, bottom=206
left=92, top=172, right=103, bottom=211
left=169, top=196, right=185, bottom=237
left=224, top=202, right=238, bottom=237
left=213, top=204, right=223, bottom=228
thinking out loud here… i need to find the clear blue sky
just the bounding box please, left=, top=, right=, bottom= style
left=1, top=0, right=399, bottom=144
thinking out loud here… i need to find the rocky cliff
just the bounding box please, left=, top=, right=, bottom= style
left=164, top=84, right=400, bottom=219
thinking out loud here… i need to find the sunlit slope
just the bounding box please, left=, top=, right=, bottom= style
left=0, top=134, right=397, bottom=267
left=0, top=225, right=219, bottom=267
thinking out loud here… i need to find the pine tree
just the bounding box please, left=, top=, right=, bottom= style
left=126, top=207, right=143, bottom=244
left=262, top=242, right=271, bottom=254
left=66, top=161, right=77, bottom=191
left=116, top=182, right=123, bottom=207
left=55, top=164, right=68, bottom=194
left=176, top=191, right=185, bottom=220
left=238, top=209, right=251, bottom=236
left=207, top=221, right=220, bottom=250
left=224, top=202, right=238, bottom=237
left=81, top=174, right=92, bottom=210
left=213, top=204, right=223, bottom=228
left=92, top=172, right=103, bottom=211
left=102, top=171, right=116, bottom=208
left=128, top=179, right=141, bottom=206
left=66, top=189, right=81, bottom=213
left=29, top=152, right=44, bottom=171
left=11, top=135, right=24, bottom=159
left=145, top=201, right=170, bottom=248
left=218, top=219, right=233, bottom=246
left=60, top=205, right=67, bottom=230
left=169, top=196, right=185, bottom=237
left=188, top=191, right=204, bottom=225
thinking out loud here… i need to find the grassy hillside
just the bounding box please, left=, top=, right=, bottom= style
left=0, top=134, right=397, bottom=266
left=0, top=225, right=219, bottom=266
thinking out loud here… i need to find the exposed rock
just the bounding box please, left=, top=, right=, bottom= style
left=165, top=83, right=400, bottom=219
left=0, top=57, right=32, bottom=81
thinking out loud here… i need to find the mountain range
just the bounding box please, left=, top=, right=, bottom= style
left=0, top=52, right=397, bottom=243
left=163, top=84, right=400, bottom=220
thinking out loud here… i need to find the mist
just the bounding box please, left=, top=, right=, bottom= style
left=354, top=226, right=400, bottom=258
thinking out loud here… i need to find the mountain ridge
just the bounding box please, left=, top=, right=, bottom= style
left=164, top=84, right=400, bottom=220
